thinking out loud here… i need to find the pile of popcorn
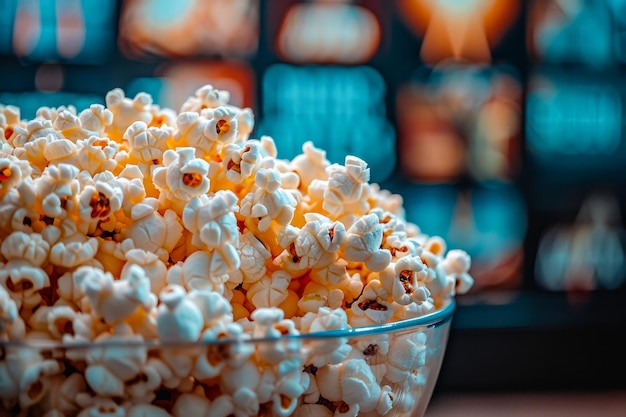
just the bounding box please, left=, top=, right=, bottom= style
left=0, top=85, right=474, bottom=417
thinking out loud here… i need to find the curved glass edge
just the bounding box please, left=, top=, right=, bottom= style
left=0, top=300, right=456, bottom=350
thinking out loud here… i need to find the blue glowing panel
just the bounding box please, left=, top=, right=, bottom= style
left=525, top=69, right=626, bottom=183
left=0, top=91, right=103, bottom=120
left=0, top=0, right=115, bottom=64
left=535, top=193, right=626, bottom=291
left=607, top=0, right=626, bottom=63
left=258, top=64, right=395, bottom=183
left=262, top=64, right=386, bottom=117
left=528, top=0, right=615, bottom=66
left=386, top=181, right=527, bottom=291
left=0, top=0, right=15, bottom=53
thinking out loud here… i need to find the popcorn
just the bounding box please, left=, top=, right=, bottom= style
left=105, top=88, right=153, bottom=141
left=309, top=155, right=371, bottom=224
left=174, top=107, right=238, bottom=160
left=342, top=213, right=391, bottom=272
left=0, top=84, right=474, bottom=416
left=156, top=285, right=203, bottom=342
left=240, top=167, right=297, bottom=233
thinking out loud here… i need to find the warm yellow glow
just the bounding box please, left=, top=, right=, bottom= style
left=397, top=0, right=519, bottom=64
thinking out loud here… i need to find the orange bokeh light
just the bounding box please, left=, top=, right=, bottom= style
left=396, top=0, right=520, bottom=64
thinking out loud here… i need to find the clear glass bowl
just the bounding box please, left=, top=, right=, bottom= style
left=0, top=301, right=455, bottom=417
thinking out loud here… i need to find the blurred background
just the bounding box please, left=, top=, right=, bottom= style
left=1, top=0, right=626, bottom=406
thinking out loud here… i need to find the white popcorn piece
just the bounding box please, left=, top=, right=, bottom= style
left=75, top=135, right=119, bottom=176
left=182, top=190, right=239, bottom=263
left=172, top=392, right=211, bottom=417
left=0, top=157, right=30, bottom=200
left=153, top=147, right=210, bottom=211
left=240, top=167, right=297, bottom=232
left=122, top=248, right=168, bottom=294
left=77, top=397, right=125, bottom=417
left=380, top=255, right=428, bottom=306
left=36, top=104, right=77, bottom=122
left=174, top=106, right=238, bottom=159
left=180, top=84, right=230, bottom=113
left=349, top=280, right=393, bottom=327
left=168, top=249, right=230, bottom=293
left=440, top=248, right=474, bottom=295
left=238, top=230, right=271, bottom=284
left=1, top=230, right=49, bottom=266
left=275, top=214, right=346, bottom=274
left=48, top=221, right=99, bottom=268
left=180, top=84, right=254, bottom=143
left=342, top=213, right=391, bottom=272
left=250, top=307, right=301, bottom=365
left=0, top=285, right=25, bottom=340
left=309, top=155, right=371, bottom=223
left=36, top=163, right=81, bottom=221
left=157, top=284, right=203, bottom=342
left=78, top=180, right=124, bottom=234
left=247, top=270, right=291, bottom=309
left=291, top=141, right=330, bottom=191
left=123, top=121, right=171, bottom=166
left=10, top=118, right=63, bottom=148
left=301, top=307, right=352, bottom=367
left=80, top=263, right=151, bottom=324
left=194, top=321, right=252, bottom=380
left=78, top=104, right=114, bottom=135
left=0, top=258, right=50, bottom=310
left=105, top=88, right=153, bottom=141
left=385, top=331, right=428, bottom=384
left=38, top=373, right=86, bottom=416
left=123, top=200, right=183, bottom=261
left=53, top=108, right=87, bottom=141
left=316, top=359, right=373, bottom=415
left=46, top=304, right=78, bottom=339
left=222, top=140, right=262, bottom=184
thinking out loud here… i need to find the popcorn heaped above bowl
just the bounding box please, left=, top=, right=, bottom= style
left=0, top=85, right=473, bottom=417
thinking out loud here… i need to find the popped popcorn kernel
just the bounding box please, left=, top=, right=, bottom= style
left=0, top=84, right=474, bottom=417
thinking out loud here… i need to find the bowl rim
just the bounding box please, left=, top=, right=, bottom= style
left=0, top=300, right=455, bottom=350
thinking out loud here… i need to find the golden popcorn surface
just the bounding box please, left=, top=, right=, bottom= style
left=0, top=85, right=473, bottom=417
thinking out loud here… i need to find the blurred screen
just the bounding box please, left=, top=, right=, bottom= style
left=274, top=0, right=381, bottom=64
left=526, top=68, right=626, bottom=185
left=0, top=0, right=116, bottom=64
left=258, top=64, right=396, bottom=183
left=118, top=0, right=259, bottom=59
left=396, top=63, right=522, bottom=183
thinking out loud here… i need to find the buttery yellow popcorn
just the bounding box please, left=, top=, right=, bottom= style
left=0, top=85, right=474, bottom=416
